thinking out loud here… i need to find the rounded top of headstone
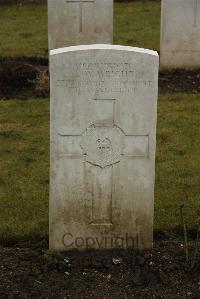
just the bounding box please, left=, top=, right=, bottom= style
left=50, top=44, right=158, bottom=57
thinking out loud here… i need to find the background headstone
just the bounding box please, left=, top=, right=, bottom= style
left=160, top=0, right=200, bottom=69
left=48, top=0, right=113, bottom=50
left=50, top=45, right=159, bottom=251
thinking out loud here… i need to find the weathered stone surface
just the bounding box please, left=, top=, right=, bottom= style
left=48, top=0, right=113, bottom=49
left=160, top=0, right=200, bottom=69
left=50, top=45, right=159, bottom=251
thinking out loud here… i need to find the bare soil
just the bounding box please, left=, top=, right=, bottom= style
left=0, top=240, right=199, bottom=298
left=0, top=57, right=200, bottom=99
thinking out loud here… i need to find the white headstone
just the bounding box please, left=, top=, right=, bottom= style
left=50, top=45, right=159, bottom=251
left=160, top=0, right=200, bottom=69
left=48, top=0, right=113, bottom=50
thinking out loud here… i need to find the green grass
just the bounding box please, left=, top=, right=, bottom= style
left=0, top=95, right=199, bottom=243
left=0, top=4, right=48, bottom=57
left=114, top=2, right=160, bottom=51
left=0, top=100, right=49, bottom=242
left=155, top=94, right=200, bottom=231
left=0, top=2, right=161, bottom=57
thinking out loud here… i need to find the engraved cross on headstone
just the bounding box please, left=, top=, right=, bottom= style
left=58, top=99, right=149, bottom=225
left=66, top=0, right=95, bottom=32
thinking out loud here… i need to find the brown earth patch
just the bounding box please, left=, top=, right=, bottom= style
left=0, top=57, right=200, bottom=99
left=0, top=57, right=49, bottom=99
left=0, top=240, right=199, bottom=298
left=159, top=69, right=200, bottom=94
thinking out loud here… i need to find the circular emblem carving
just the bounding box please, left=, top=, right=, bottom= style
left=82, top=126, right=123, bottom=168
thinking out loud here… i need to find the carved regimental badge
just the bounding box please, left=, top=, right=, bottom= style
left=81, top=125, right=123, bottom=168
